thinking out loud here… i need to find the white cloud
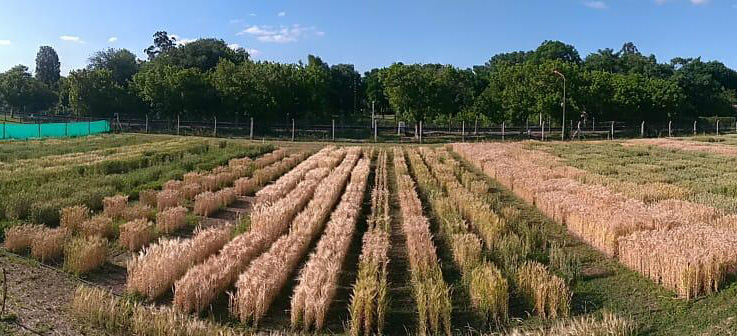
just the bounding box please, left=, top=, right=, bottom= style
left=245, top=48, right=260, bottom=56
left=249, top=13, right=257, bottom=16
left=108, top=36, right=118, bottom=43
left=0, top=40, right=10, bottom=46
left=228, top=43, right=240, bottom=49
left=237, top=24, right=323, bottom=44
left=170, top=34, right=195, bottom=45
left=583, top=1, right=608, bottom=9
left=277, top=11, right=286, bottom=17
left=60, top=35, right=84, bottom=43
left=690, top=0, right=709, bottom=4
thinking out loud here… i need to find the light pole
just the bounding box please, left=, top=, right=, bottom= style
left=553, top=70, right=566, bottom=140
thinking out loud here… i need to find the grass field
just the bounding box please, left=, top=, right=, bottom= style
left=5, top=134, right=737, bottom=335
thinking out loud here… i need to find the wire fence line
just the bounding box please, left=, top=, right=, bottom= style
left=3, top=110, right=737, bottom=142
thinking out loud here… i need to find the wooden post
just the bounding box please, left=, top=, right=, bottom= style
left=502, top=122, right=505, bottom=141
left=291, top=118, right=295, bottom=142
left=213, top=116, right=217, bottom=137
left=462, top=121, right=465, bottom=142
left=641, top=121, right=645, bottom=138
left=145, top=114, right=149, bottom=134
left=693, top=120, right=697, bottom=135
left=611, top=121, right=615, bottom=140
left=331, top=119, right=335, bottom=141
left=250, top=117, right=254, bottom=140
left=668, top=120, right=672, bottom=137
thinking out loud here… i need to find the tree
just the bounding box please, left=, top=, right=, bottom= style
left=132, top=62, right=219, bottom=119
left=530, top=40, right=581, bottom=64
left=144, top=31, right=177, bottom=60
left=329, top=64, right=362, bottom=119
left=158, top=38, right=250, bottom=71
left=35, top=46, right=61, bottom=87
left=66, top=68, right=141, bottom=117
left=363, top=68, right=390, bottom=115
left=0, top=65, right=55, bottom=115
left=88, top=48, right=140, bottom=85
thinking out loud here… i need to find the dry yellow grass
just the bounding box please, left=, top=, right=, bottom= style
left=121, top=203, right=152, bottom=222
left=80, top=215, right=114, bottom=238
left=64, top=236, right=108, bottom=275
left=103, top=195, right=129, bottom=218
left=31, top=227, right=68, bottom=262
left=505, top=311, right=636, bottom=336
left=60, top=205, right=90, bottom=232
left=193, top=191, right=218, bottom=216
left=156, top=206, right=188, bottom=234
left=119, top=218, right=155, bottom=251
left=157, top=189, right=182, bottom=210
left=4, top=224, right=45, bottom=253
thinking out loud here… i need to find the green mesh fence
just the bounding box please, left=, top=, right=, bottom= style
left=0, top=120, right=110, bottom=140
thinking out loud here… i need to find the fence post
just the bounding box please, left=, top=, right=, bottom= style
left=291, top=119, right=295, bottom=142
left=502, top=122, right=505, bottom=141
left=145, top=114, right=149, bottom=134
left=250, top=117, right=254, bottom=140
left=65, top=120, right=68, bottom=137
left=2, top=122, right=5, bottom=139
left=668, top=120, right=672, bottom=137
left=462, top=121, right=465, bottom=142
left=611, top=121, right=615, bottom=140
left=38, top=121, right=41, bottom=138
left=717, top=119, right=720, bottom=135
left=541, top=121, right=545, bottom=141
left=641, top=121, right=645, bottom=138
left=474, top=117, right=478, bottom=135
left=213, top=116, right=218, bottom=137
left=88, top=118, right=91, bottom=135
left=419, top=121, right=423, bottom=144
left=374, top=119, right=378, bottom=142
left=693, top=120, right=697, bottom=135
left=577, top=121, right=581, bottom=140
left=177, top=115, right=181, bottom=135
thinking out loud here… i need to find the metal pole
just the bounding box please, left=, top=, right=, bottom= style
left=541, top=121, right=545, bottom=140
left=641, top=121, right=645, bottom=138
left=291, top=119, right=295, bottom=142
left=668, top=120, right=672, bottom=137
left=577, top=121, right=581, bottom=140
left=717, top=119, right=720, bottom=135
left=88, top=118, right=91, bottom=135
left=177, top=115, right=180, bottom=135
left=65, top=120, right=68, bottom=137
left=2, top=122, right=5, bottom=139
left=332, top=119, right=335, bottom=141
left=374, top=118, right=377, bottom=142
left=38, top=120, right=41, bottom=138
left=214, top=116, right=217, bottom=137
left=693, top=120, right=697, bottom=135
left=502, top=122, right=505, bottom=140
left=145, top=114, right=149, bottom=134
left=562, top=76, right=566, bottom=141
left=250, top=117, right=254, bottom=140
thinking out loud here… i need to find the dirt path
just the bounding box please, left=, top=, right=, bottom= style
left=0, top=251, right=107, bottom=336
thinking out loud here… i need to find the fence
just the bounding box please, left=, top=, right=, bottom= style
left=0, top=120, right=110, bottom=140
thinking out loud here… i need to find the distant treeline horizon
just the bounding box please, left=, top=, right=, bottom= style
left=1, top=32, right=735, bottom=126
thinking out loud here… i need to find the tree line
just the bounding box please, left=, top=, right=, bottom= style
left=0, top=33, right=735, bottom=126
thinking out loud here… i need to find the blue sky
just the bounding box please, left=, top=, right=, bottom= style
left=1, top=0, right=736, bottom=75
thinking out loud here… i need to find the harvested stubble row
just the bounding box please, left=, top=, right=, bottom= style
left=407, top=148, right=509, bottom=324
left=127, top=150, right=314, bottom=301
left=231, top=148, right=363, bottom=325
left=127, top=225, right=234, bottom=299
left=291, top=155, right=371, bottom=330
left=393, top=147, right=452, bottom=336
left=349, top=149, right=391, bottom=336
left=451, top=142, right=737, bottom=298
left=173, top=147, right=340, bottom=313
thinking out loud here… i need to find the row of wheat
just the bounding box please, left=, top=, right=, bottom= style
left=255, top=145, right=336, bottom=204
left=393, top=147, right=452, bottom=336
left=406, top=148, right=510, bottom=325
left=71, top=285, right=243, bottom=336
left=126, top=150, right=315, bottom=300
left=451, top=142, right=737, bottom=298
left=625, top=137, right=737, bottom=157
left=230, top=148, right=363, bottom=326
left=290, top=153, right=372, bottom=331
left=172, top=147, right=343, bottom=313
left=348, top=149, right=391, bottom=336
